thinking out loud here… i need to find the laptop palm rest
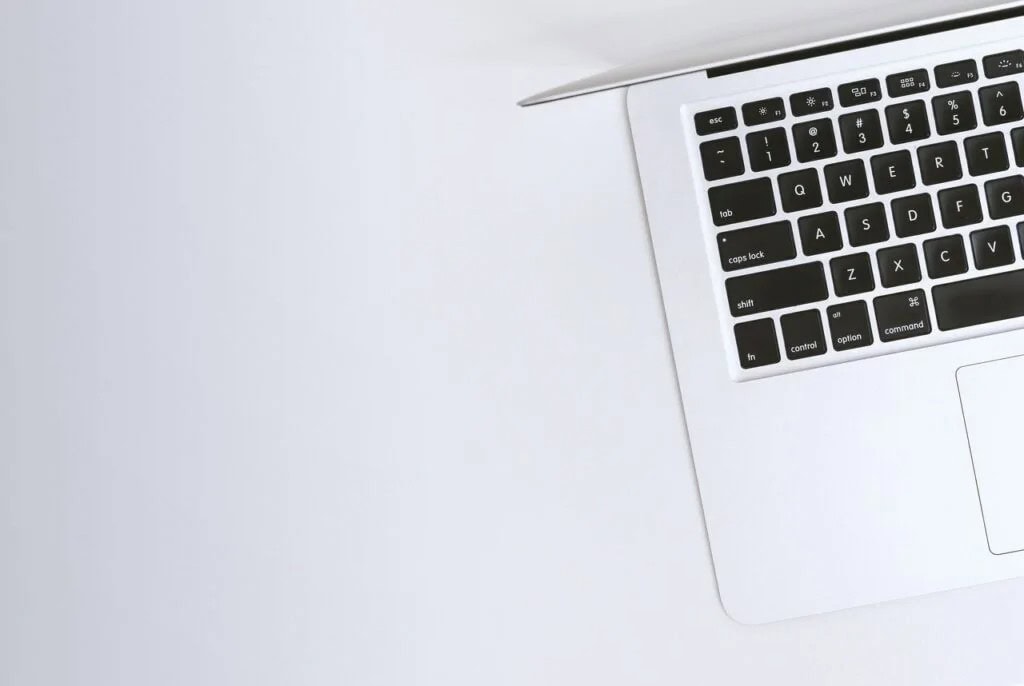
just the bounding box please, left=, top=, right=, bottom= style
left=957, top=355, right=1024, bottom=555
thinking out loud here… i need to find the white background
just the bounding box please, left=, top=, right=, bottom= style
left=4, top=0, right=1024, bottom=684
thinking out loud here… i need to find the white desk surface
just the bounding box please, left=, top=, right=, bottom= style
left=5, top=0, right=1024, bottom=684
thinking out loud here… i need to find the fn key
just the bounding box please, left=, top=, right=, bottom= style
left=735, top=319, right=780, bottom=369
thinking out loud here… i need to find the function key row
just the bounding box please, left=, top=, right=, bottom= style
left=695, top=49, right=1024, bottom=136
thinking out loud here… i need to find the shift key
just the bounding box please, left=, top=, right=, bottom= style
left=725, top=262, right=828, bottom=316
left=708, top=177, right=777, bottom=226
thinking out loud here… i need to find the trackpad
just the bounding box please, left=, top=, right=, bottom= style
left=958, top=356, right=1024, bottom=555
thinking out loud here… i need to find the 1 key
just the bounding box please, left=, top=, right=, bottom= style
left=745, top=128, right=791, bottom=172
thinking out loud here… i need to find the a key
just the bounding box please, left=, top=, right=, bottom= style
left=886, top=69, right=930, bottom=98
left=839, top=110, right=884, bottom=153
left=934, top=59, right=978, bottom=88
left=793, top=119, right=837, bottom=162
left=717, top=221, right=796, bottom=272
left=778, top=169, right=822, bottom=212
left=708, top=178, right=777, bottom=226
left=886, top=100, right=930, bottom=144
left=891, top=194, right=936, bottom=237
left=1012, top=127, right=1024, bottom=166
left=695, top=107, right=737, bottom=135
left=938, top=184, right=983, bottom=228
left=790, top=88, right=834, bottom=117
left=831, top=252, right=875, bottom=297
left=827, top=301, right=874, bottom=351
left=700, top=137, right=745, bottom=181
left=924, top=235, right=968, bottom=279
left=964, top=132, right=1009, bottom=176
left=876, top=244, right=922, bottom=288
left=970, top=225, right=1015, bottom=269
left=824, top=159, right=869, bottom=204
left=932, top=91, right=977, bottom=135
left=874, top=289, right=931, bottom=342
left=983, top=50, right=1024, bottom=79
left=780, top=309, right=827, bottom=360
left=745, top=128, right=791, bottom=172
left=725, top=262, right=828, bottom=317
left=979, top=82, right=1024, bottom=126
left=917, top=142, right=963, bottom=186
left=734, top=319, right=780, bottom=369
left=798, top=212, right=843, bottom=256
left=845, top=202, right=889, bottom=247
left=871, top=150, right=916, bottom=195
left=985, top=175, right=1024, bottom=220
left=742, top=98, right=786, bottom=126
left=933, top=269, right=1024, bottom=330
left=838, top=79, right=882, bottom=107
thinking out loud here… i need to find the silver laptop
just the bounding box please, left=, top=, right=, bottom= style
left=523, top=2, right=1024, bottom=623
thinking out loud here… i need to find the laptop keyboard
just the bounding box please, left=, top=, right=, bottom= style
left=692, top=48, right=1024, bottom=376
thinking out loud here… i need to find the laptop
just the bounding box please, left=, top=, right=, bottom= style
left=522, top=2, right=1024, bottom=623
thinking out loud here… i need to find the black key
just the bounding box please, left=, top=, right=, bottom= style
left=742, top=98, right=786, bottom=126
left=871, top=150, right=916, bottom=195
left=876, top=244, right=922, bottom=288
left=778, top=169, right=822, bottom=213
left=845, top=202, right=889, bottom=247
left=970, top=225, right=1015, bottom=269
left=708, top=178, right=777, bottom=226
left=924, top=235, right=968, bottom=279
left=735, top=319, right=780, bottom=369
left=700, top=137, right=745, bottom=181
left=932, top=91, right=977, bottom=135
left=874, top=290, right=931, bottom=342
left=918, top=142, right=963, bottom=186
left=887, top=69, right=930, bottom=98
left=979, top=82, right=1024, bottom=126
left=717, top=221, right=796, bottom=272
left=831, top=252, right=875, bottom=297
left=886, top=100, right=930, bottom=144
left=838, top=110, right=884, bottom=153
left=1012, top=127, right=1024, bottom=167
left=695, top=107, right=737, bottom=136
left=725, top=262, right=828, bottom=317
left=985, top=175, right=1024, bottom=220
left=983, top=50, right=1024, bottom=79
left=933, top=269, right=1024, bottom=330
left=827, top=301, right=874, bottom=351
left=745, top=128, right=791, bottom=172
left=934, top=59, right=979, bottom=88
left=824, top=159, right=869, bottom=204
left=891, top=194, right=936, bottom=237
left=964, top=132, right=1009, bottom=176
left=780, top=309, right=827, bottom=360
left=938, top=185, right=983, bottom=228
left=790, top=88, right=834, bottom=117
left=798, top=212, right=843, bottom=256
left=838, top=79, right=882, bottom=107
left=792, top=119, right=837, bottom=162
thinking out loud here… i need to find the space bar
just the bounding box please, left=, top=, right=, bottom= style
left=933, top=269, right=1024, bottom=330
